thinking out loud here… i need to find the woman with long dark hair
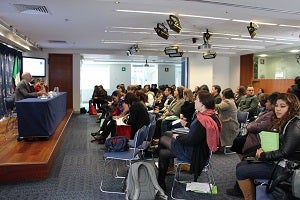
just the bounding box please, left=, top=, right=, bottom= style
left=235, top=93, right=300, bottom=200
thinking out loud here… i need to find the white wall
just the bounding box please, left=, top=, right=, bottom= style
left=229, top=56, right=241, bottom=90
left=25, top=49, right=239, bottom=112
left=188, top=53, right=213, bottom=90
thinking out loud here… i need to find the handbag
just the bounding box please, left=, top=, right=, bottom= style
left=242, top=132, right=260, bottom=154
left=105, top=136, right=129, bottom=152
left=266, top=160, right=300, bottom=200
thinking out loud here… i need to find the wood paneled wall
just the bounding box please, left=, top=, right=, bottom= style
left=240, top=54, right=294, bottom=93
left=48, top=54, right=73, bottom=109
left=252, top=79, right=293, bottom=94
left=240, top=54, right=254, bottom=87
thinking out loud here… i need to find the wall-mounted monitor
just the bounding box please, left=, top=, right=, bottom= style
left=22, top=57, right=46, bottom=77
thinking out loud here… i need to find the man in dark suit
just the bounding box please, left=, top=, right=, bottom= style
left=15, top=72, right=43, bottom=101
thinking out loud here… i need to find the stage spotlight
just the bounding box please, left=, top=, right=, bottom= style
left=144, top=59, right=149, bottom=67
left=154, top=23, right=169, bottom=40
left=198, top=43, right=211, bottom=49
left=203, top=29, right=211, bottom=44
left=166, top=15, right=182, bottom=33
left=164, top=46, right=179, bottom=55
left=127, top=44, right=139, bottom=56
left=168, top=51, right=183, bottom=57
left=247, top=22, right=258, bottom=39
left=203, top=50, right=216, bottom=59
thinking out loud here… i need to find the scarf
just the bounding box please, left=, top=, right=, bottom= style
left=196, top=109, right=221, bottom=152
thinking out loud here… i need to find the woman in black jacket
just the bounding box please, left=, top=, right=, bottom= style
left=157, top=91, right=221, bottom=191
left=235, top=93, right=300, bottom=200
left=124, top=92, right=150, bottom=139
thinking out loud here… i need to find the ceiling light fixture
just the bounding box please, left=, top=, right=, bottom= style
left=164, top=46, right=183, bottom=57
left=0, top=18, right=39, bottom=51
left=203, top=50, right=216, bottom=59
left=247, top=22, right=258, bottom=39
left=154, top=23, right=169, bottom=40
left=164, top=46, right=179, bottom=55
left=198, top=29, right=212, bottom=49
left=258, top=54, right=268, bottom=57
left=296, top=54, right=300, bottom=65
left=166, top=15, right=182, bottom=33
left=289, top=49, right=300, bottom=53
left=126, top=44, right=139, bottom=56
left=179, top=14, right=230, bottom=21
left=168, top=51, right=183, bottom=57
left=144, top=59, right=149, bottom=67
left=279, top=24, right=300, bottom=28
left=116, top=9, right=171, bottom=15
left=232, top=19, right=277, bottom=26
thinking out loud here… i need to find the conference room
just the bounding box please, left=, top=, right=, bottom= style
left=0, top=0, right=299, bottom=199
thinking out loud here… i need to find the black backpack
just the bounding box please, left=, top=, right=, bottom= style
left=105, top=136, right=129, bottom=152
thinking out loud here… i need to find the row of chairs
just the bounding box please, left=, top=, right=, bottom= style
left=100, top=112, right=217, bottom=199
left=171, top=151, right=215, bottom=199
left=223, top=110, right=249, bottom=155
left=100, top=113, right=156, bottom=194
left=1, top=94, right=18, bottom=142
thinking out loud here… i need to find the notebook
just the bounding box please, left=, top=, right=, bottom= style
left=172, top=127, right=189, bottom=134
left=259, top=131, right=279, bottom=152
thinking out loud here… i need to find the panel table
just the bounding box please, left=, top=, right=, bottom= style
left=16, top=92, right=67, bottom=139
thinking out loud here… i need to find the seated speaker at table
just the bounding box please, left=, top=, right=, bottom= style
left=15, top=72, right=44, bottom=101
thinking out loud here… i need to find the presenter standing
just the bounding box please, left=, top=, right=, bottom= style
left=15, top=72, right=43, bottom=101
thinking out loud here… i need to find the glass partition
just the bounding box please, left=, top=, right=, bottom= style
left=254, top=53, right=300, bottom=79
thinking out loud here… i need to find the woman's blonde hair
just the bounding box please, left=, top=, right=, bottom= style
left=183, top=88, right=194, bottom=102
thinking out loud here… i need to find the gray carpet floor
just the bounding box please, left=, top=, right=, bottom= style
left=0, top=114, right=243, bottom=200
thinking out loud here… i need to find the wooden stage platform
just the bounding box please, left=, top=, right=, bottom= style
left=0, top=109, right=73, bottom=182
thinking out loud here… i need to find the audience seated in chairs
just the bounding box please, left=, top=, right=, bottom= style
left=215, top=88, right=239, bottom=153
left=157, top=91, right=221, bottom=191
left=123, top=93, right=150, bottom=139
left=232, top=93, right=300, bottom=200
left=153, top=86, right=185, bottom=139
left=91, top=90, right=123, bottom=143
left=227, top=92, right=279, bottom=197
left=211, top=84, right=222, bottom=104
left=161, top=87, right=195, bottom=134
left=234, top=85, right=246, bottom=107
left=287, top=76, right=300, bottom=100
left=34, top=78, right=48, bottom=93
left=143, top=84, right=155, bottom=110
left=15, top=72, right=43, bottom=101
left=91, top=85, right=108, bottom=111
left=238, top=85, right=259, bottom=122
left=154, top=86, right=174, bottom=113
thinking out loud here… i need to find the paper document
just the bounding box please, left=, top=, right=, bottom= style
left=259, top=131, right=279, bottom=152
left=165, top=115, right=179, bottom=121
left=115, top=117, right=128, bottom=126
left=172, top=119, right=181, bottom=125
left=186, top=182, right=217, bottom=194
left=172, top=127, right=189, bottom=134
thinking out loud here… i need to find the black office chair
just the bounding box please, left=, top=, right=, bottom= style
left=4, top=94, right=16, bottom=117
left=3, top=93, right=18, bottom=140
left=237, top=110, right=249, bottom=136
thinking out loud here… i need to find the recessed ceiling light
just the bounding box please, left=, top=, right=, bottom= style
left=179, top=14, right=230, bottom=21
left=289, top=49, right=300, bottom=53
left=279, top=24, right=300, bottom=28
left=258, top=54, right=268, bottom=57
left=115, top=1, right=120, bottom=4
